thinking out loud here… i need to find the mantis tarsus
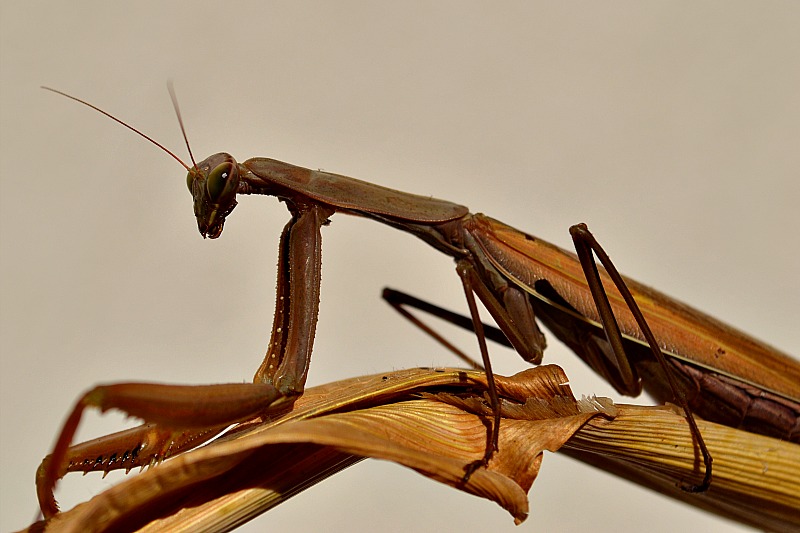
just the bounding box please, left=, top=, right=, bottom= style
left=37, top=86, right=799, bottom=519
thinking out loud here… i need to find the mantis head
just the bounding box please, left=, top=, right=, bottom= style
left=186, top=153, right=241, bottom=239
left=42, top=84, right=240, bottom=239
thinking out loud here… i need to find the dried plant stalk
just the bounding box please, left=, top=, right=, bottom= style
left=21, top=366, right=799, bottom=533
left=563, top=403, right=800, bottom=532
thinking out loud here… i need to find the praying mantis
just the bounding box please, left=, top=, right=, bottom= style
left=37, top=87, right=800, bottom=520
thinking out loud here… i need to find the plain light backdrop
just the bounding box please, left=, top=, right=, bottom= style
left=1, top=2, right=798, bottom=532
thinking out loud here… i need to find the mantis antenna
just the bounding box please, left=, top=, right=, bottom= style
left=41, top=85, right=197, bottom=172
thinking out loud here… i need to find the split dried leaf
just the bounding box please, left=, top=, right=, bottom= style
left=22, top=365, right=800, bottom=533
left=26, top=365, right=609, bottom=532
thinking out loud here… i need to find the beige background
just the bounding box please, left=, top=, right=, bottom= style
left=1, top=2, right=798, bottom=532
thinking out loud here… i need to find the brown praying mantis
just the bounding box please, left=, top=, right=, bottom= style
left=37, top=87, right=800, bottom=520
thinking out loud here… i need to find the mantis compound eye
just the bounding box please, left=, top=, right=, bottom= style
left=205, top=161, right=239, bottom=203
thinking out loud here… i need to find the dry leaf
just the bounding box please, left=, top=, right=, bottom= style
left=24, top=365, right=608, bottom=532
left=22, top=365, right=799, bottom=533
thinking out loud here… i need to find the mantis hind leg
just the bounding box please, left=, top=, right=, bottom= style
left=569, top=222, right=712, bottom=492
